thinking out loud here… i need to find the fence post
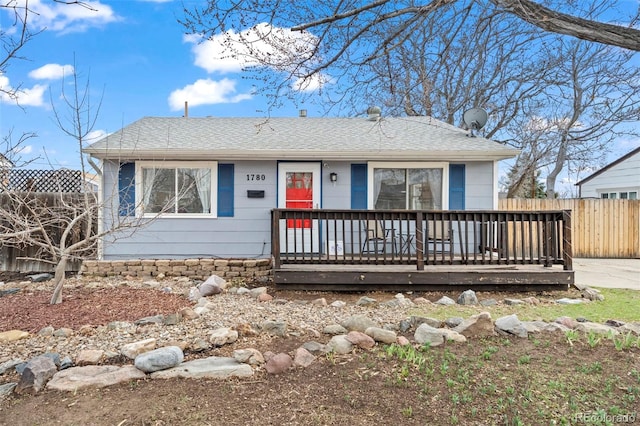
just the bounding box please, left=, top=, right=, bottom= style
left=562, top=210, right=573, bottom=271
left=271, top=209, right=281, bottom=269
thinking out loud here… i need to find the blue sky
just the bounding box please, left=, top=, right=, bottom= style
left=1, top=0, right=639, bottom=192
left=1, top=0, right=321, bottom=170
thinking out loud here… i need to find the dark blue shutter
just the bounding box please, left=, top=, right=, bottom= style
left=449, top=164, right=465, bottom=210
left=118, top=162, right=135, bottom=216
left=218, top=164, right=234, bottom=217
left=351, top=164, right=367, bottom=209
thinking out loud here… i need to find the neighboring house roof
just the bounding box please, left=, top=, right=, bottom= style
left=575, top=146, right=640, bottom=187
left=84, top=116, right=518, bottom=161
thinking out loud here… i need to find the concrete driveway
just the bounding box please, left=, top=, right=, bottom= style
left=573, top=258, right=640, bottom=290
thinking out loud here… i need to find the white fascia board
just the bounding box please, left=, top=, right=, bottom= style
left=90, top=149, right=518, bottom=162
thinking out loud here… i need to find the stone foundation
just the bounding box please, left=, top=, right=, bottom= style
left=80, top=258, right=273, bottom=281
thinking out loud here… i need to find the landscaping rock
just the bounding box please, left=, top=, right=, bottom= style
left=265, top=353, right=293, bottom=374
left=411, top=316, right=442, bottom=329
left=135, top=315, right=164, bottom=326
left=453, top=312, right=496, bottom=338
left=364, top=327, right=397, bottom=345
left=0, top=330, right=29, bottom=343
left=47, top=365, right=146, bottom=391
left=556, top=298, right=583, bottom=305
left=323, top=324, right=348, bottom=335
left=0, top=359, right=23, bottom=375
left=356, top=296, right=377, bottom=306
left=414, top=324, right=466, bottom=347
left=249, top=286, right=268, bottom=299
left=480, top=299, right=497, bottom=307
left=457, top=289, right=478, bottom=305
left=495, top=314, right=528, bottom=338
left=258, top=293, right=273, bottom=302
left=581, top=288, right=604, bottom=301
left=233, top=348, right=264, bottom=365
left=345, top=331, right=376, bottom=350
left=200, top=274, right=227, bottom=294
left=575, top=322, right=619, bottom=335
left=555, top=316, right=578, bottom=329
left=302, top=341, right=330, bottom=355
left=293, top=348, right=316, bottom=368
left=329, top=300, right=346, bottom=308
left=382, top=294, right=414, bottom=308
left=120, top=338, right=157, bottom=359
left=435, top=296, right=456, bottom=306
left=209, top=327, right=239, bottom=346
left=0, top=383, right=16, bottom=398
left=327, top=335, right=354, bottom=354
left=444, top=317, right=464, bottom=328
left=262, top=320, right=288, bottom=337
left=37, top=326, right=54, bottom=337
left=341, top=315, right=378, bottom=332
left=134, top=346, right=184, bottom=373
left=151, top=357, right=253, bottom=379
left=76, top=349, right=105, bottom=366
left=504, top=298, right=524, bottom=305
left=15, top=356, right=57, bottom=394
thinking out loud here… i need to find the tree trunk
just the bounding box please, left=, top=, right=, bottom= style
left=50, top=257, right=68, bottom=305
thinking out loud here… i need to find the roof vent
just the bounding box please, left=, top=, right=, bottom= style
left=367, top=106, right=381, bottom=121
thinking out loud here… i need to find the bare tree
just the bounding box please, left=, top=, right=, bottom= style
left=183, top=0, right=639, bottom=197
left=0, top=68, right=158, bottom=304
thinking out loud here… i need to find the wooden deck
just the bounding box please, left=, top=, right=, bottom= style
left=275, top=263, right=573, bottom=292
left=272, top=209, right=574, bottom=292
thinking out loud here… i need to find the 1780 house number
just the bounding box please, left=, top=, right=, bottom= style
left=247, top=174, right=266, bottom=181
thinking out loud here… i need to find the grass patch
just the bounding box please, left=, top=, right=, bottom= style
left=410, top=288, right=640, bottom=322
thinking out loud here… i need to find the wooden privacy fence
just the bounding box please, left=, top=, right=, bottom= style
left=499, top=199, right=640, bottom=258
left=0, top=192, right=98, bottom=272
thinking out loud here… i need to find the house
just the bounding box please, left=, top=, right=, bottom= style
left=576, top=147, right=640, bottom=199
left=84, top=114, right=518, bottom=262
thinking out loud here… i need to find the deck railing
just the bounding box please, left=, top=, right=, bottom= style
left=271, top=209, right=573, bottom=271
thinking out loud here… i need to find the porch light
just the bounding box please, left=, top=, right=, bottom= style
left=330, top=172, right=338, bottom=183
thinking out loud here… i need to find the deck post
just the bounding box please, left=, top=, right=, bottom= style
left=271, top=209, right=281, bottom=269
left=562, top=210, right=573, bottom=271
left=416, top=211, right=424, bottom=270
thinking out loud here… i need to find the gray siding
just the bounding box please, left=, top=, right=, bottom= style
left=100, top=159, right=498, bottom=259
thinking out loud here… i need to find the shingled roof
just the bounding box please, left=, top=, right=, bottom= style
left=84, top=116, right=518, bottom=161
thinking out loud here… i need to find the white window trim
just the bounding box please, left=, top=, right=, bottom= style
left=367, top=162, right=449, bottom=209
left=135, top=161, right=218, bottom=218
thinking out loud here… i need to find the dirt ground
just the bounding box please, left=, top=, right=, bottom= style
left=0, top=273, right=638, bottom=425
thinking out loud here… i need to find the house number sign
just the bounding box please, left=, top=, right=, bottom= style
left=246, top=174, right=266, bottom=181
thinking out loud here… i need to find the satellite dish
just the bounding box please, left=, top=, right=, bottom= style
left=463, top=108, right=488, bottom=136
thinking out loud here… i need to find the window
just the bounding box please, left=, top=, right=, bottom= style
left=609, top=193, right=617, bottom=199
left=369, top=162, right=447, bottom=209
left=136, top=161, right=217, bottom=217
left=630, top=192, right=637, bottom=200
left=601, top=193, right=609, bottom=199
left=620, top=192, right=628, bottom=199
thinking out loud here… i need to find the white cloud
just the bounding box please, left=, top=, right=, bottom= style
left=5, top=0, right=118, bottom=34
left=185, top=23, right=319, bottom=74
left=13, top=145, right=33, bottom=155
left=86, top=130, right=107, bottom=144
left=168, top=78, right=252, bottom=110
left=29, top=64, right=75, bottom=80
left=293, top=74, right=332, bottom=92
left=0, top=74, right=47, bottom=106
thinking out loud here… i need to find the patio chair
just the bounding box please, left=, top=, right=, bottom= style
left=362, top=220, right=396, bottom=254
left=426, top=220, right=452, bottom=253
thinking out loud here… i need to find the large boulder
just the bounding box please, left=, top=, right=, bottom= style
left=15, top=356, right=57, bottom=394
left=453, top=312, right=496, bottom=338
left=134, top=346, right=184, bottom=373
left=150, top=357, right=253, bottom=379
left=47, top=366, right=146, bottom=391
